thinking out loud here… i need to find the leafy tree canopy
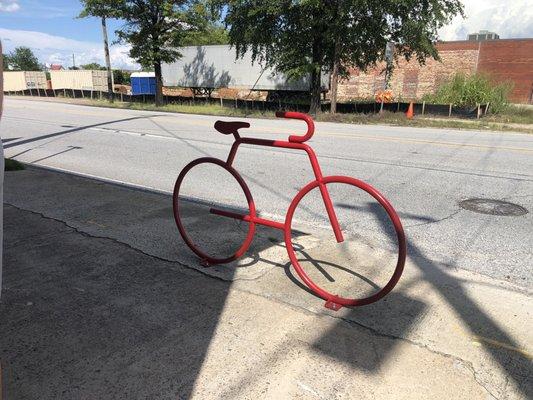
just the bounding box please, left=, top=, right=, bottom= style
left=113, top=69, right=131, bottom=84
left=115, top=1, right=210, bottom=69
left=6, top=47, right=42, bottom=71
left=2, top=54, right=10, bottom=70
left=113, top=0, right=210, bottom=104
left=79, top=0, right=123, bottom=18
left=213, top=0, right=464, bottom=113
left=182, top=22, right=229, bottom=46
left=80, top=62, right=107, bottom=70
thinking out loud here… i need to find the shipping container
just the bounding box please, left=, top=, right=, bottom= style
left=162, top=45, right=328, bottom=92
left=2, top=71, right=47, bottom=92
left=130, top=72, right=157, bottom=95
left=50, top=70, right=109, bottom=91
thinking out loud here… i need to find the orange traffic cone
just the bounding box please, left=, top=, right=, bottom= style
left=406, top=102, right=414, bottom=119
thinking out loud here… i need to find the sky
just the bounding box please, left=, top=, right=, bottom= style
left=0, top=0, right=532, bottom=70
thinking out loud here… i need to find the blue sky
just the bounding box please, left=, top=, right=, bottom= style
left=0, top=1, right=122, bottom=42
left=1, top=0, right=532, bottom=70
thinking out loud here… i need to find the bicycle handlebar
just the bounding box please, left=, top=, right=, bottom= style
left=275, top=111, right=315, bottom=143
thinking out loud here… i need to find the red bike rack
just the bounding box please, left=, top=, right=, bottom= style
left=173, top=112, right=406, bottom=310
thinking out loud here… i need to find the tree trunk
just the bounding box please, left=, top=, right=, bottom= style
left=330, top=48, right=340, bottom=114
left=101, top=17, right=114, bottom=103
left=309, top=35, right=322, bottom=116
left=309, top=67, right=321, bottom=115
left=154, top=61, right=163, bottom=107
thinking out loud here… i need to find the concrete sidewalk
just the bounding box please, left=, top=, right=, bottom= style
left=1, top=167, right=531, bottom=399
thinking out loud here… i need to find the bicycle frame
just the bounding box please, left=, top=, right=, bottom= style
left=210, top=113, right=345, bottom=243
left=175, top=111, right=406, bottom=309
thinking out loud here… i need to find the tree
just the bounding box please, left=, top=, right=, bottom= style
left=2, top=53, right=10, bottom=70
left=80, top=62, right=107, bottom=70
left=79, top=0, right=123, bottom=101
left=215, top=0, right=464, bottom=115
left=7, top=47, right=41, bottom=71
left=182, top=22, right=229, bottom=46
left=113, top=69, right=131, bottom=85
left=114, top=0, right=209, bottom=106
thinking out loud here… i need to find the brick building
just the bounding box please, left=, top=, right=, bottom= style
left=337, top=38, right=533, bottom=104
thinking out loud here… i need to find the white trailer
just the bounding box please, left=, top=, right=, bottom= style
left=162, top=45, right=328, bottom=95
left=2, top=71, right=47, bottom=92
left=50, top=70, right=108, bottom=91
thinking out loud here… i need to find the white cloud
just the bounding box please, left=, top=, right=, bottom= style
left=439, top=0, right=533, bottom=40
left=0, top=28, right=139, bottom=70
left=0, top=1, right=20, bottom=12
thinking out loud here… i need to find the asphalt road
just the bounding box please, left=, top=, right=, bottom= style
left=2, top=97, right=532, bottom=288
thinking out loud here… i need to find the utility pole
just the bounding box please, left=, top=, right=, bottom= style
left=72, top=54, right=76, bottom=69
left=101, top=17, right=114, bottom=102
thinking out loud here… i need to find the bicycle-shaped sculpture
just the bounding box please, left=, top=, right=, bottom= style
left=173, top=111, right=406, bottom=310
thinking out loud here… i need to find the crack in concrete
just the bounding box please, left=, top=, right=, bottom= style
left=404, top=209, right=462, bottom=228
left=229, top=286, right=501, bottom=400
left=4, top=203, right=236, bottom=284
left=5, top=202, right=503, bottom=399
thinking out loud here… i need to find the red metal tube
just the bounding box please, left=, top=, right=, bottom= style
left=275, top=111, right=315, bottom=143
left=210, top=207, right=285, bottom=231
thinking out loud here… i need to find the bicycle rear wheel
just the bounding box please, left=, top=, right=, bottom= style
left=284, top=176, right=406, bottom=308
left=173, top=157, right=256, bottom=265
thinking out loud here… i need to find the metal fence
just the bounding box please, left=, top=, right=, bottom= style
left=4, top=89, right=489, bottom=119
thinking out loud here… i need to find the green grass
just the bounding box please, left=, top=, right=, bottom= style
left=89, top=99, right=267, bottom=118
left=65, top=98, right=533, bottom=134
left=317, top=111, right=533, bottom=133
left=5, top=159, right=25, bottom=171
left=486, top=105, right=533, bottom=125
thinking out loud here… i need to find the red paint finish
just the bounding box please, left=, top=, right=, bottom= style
left=173, top=112, right=407, bottom=309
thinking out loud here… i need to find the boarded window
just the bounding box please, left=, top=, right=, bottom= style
left=403, top=70, right=419, bottom=99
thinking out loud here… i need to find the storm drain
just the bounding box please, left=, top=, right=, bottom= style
left=458, top=198, right=528, bottom=216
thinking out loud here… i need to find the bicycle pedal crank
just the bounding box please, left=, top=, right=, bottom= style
left=324, top=300, right=343, bottom=311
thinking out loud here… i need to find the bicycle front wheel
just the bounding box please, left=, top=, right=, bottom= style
left=173, top=157, right=256, bottom=265
left=284, top=176, right=406, bottom=307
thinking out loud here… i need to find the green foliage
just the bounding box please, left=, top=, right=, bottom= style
left=115, top=1, right=208, bottom=68
left=182, top=23, right=229, bottom=46
left=103, top=0, right=209, bottom=105
left=113, top=69, right=131, bottom=85
left=6, top=47, right=41, bottom=71
left=213, top=0, right=464, bottom=114
left=423, top=73, right=513, bottom=114
left=2, top=53, right=10, bottom=70
left=79, top=0, right=123, bottom=18
left=80, top=62, right=106, bottom=70
left=496, top=105, right=533, bottom=124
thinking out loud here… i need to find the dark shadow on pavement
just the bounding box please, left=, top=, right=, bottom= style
left=338, top=202, right=532, bottom=397
left=3, top=115, right=158, bottom=149
left=1, top=203, right=233, bottom=399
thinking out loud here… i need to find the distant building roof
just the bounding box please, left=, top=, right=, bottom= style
left=50, top=64, right=64, bottom=70
left=131, top=72, right=155, bottom=78
left=468, top=30, right=500, bottom=41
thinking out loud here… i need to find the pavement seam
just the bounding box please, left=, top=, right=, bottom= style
left=3, top=203, right=235, bottom=285
left=4, top=203, right=503, bottom=399
left=404, top=209, right=462, bottom=228
left=229, top=285, right=501, bottom=399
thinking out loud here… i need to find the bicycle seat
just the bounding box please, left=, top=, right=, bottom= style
left=214, top=120, right=250, bottom=135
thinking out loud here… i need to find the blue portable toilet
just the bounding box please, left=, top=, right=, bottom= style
left=130, top=72, right=157, bottom=95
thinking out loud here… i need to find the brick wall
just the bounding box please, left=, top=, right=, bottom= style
left=337, top=39, right=533, bottom=104
left=477, top=39, right=533, bottom=103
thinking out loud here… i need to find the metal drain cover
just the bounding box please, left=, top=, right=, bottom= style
left=458, top=198, right=528, bottom=216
